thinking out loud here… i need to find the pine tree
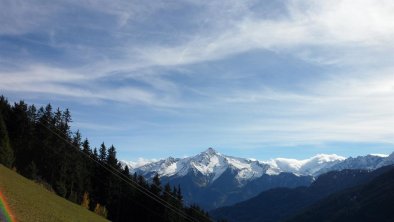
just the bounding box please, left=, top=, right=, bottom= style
left=61, top=108, right=72, bottom=138
left=106, top=145, right=118, bottom=167
left=8, top=101, right=34, bottom=174
left=176, top=184, right=183, bottom=202
left=0, top=96, right=11, bottom=119
left=151, top=173, right=162, bottom=195
left=82, top=139, right=92, bottom=155
left=163, top=183, right=172, bottom=201
left=0, top=112, right=14, bottom=168
left=99, top=143, right=107, bottom=162
left=123, top=165, right=130, bottom=176
left=93, top=148, right=98, bottom=159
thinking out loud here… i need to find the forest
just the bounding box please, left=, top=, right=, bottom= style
left=0, top=96, right=212, bottom=222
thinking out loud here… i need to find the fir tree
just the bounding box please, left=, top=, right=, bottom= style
left=99, top=143, right=107, bottom=162
left=0, top=112, right=14, bottom=168
left=106, top=145, right=118, bottom=167
left=82, top=139, right=92, bottom=155
left=151, top=173, right=162, bottom=196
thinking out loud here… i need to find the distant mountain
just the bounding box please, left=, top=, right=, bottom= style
left=122, top=148, right=352, bottom=182
left=211, top=166, right=394, bottom=222
left=376, top=151, right=394, bottom=168
left=263, top=154, right=345, bottom=176
left=122, top=148, right=314, bottom=209
left=315, top=154, right=386, bottom=175
left=130, top=148, right=271, bottom=185
left=286, top=166, right=394, bottom=222
left=121, top=149, right=394, bottom=209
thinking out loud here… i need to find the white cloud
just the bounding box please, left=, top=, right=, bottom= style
left=215, top=69, right=394, bottom=145
left=2, top=0, right=394, bottom=151
left=0, top=65, right=183, bottom=108
left=136, top=0, right=394, bottom=67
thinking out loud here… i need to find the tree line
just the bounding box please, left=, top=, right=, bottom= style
left=0, top=96, right=211, bottom=222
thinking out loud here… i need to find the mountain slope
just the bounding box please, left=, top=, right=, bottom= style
left=0, top=164, right=109, bottom=222
left=264, top=154, right=345, bottom=176
left=211, top=166, right=394, bottom=222
left=287, top=166, right=394, bottom=222
left=122, top=149, right=394, bottom=210
left=316, top=154, right=386, bottom=175
left=125, top=148, right=314, bottom=209
left=131, top=148, right=273, bottom=184
left=124, top=149, right=347, bottom=180
left=162, top=169, right=313, bottom=210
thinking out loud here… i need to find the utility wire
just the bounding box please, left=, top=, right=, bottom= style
left=40, top=115, right=210, bottom=220
left=38, top=119, right=201, bottom=222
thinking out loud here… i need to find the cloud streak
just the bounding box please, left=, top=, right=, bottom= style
left=1, top=0, right=393, bottom=158
left=132, top=0, right=394, bottom=67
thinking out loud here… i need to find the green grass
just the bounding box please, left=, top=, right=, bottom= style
left=0, top=165, right=109, bottom=222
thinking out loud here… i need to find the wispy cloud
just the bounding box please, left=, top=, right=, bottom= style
left=0, top=65, right=183, bottom=108
left=1, top=0, right=394, bottom=158
left=134, top=0, right=394, bottom=67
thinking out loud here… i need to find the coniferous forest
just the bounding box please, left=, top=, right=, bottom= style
left=0, top=96, right=211, bottom=222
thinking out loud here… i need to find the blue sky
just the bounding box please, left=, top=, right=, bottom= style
left=1, top=0, right=394, bottom=161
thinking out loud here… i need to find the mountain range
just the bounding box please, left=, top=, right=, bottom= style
left=286, top=165, right=394, bottom=222
left=121, top=148, right=393, bottom=210
left=211, top=165, right=394, bottom=222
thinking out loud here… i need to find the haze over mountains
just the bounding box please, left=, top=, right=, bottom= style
left=121, top=148, right=393, bottom=209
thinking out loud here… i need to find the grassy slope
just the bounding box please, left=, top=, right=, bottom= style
left=0, top=165, right=109, bottom=222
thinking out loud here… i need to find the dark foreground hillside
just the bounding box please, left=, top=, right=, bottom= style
left=0, top=164, right=109, bottom=222
left=211, top=166, right=394, bottom=222
left=0, top=96, right=211, bottom=222
left=287, top=167, right=394, bottom=222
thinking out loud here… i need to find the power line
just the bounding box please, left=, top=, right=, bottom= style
left=38, top=119, right=201, bottom=222
left=39, top=109, right=212, bottom=221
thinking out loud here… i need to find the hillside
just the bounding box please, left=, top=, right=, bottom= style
left=0, top=165, right=109, bottom=222
left=0, top=98, right=212, bottom=222
left=286, top=167, right=394, bottom=222
left=211, top=166, right=394, bottom=222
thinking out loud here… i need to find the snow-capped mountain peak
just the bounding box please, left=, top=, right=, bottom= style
left=264, top=154, right=346, bottom=176
left=203, top=147, right=218, bottom=156
left=184, top=148, right=269, bottom=183
left=121, top=149, right=394, bottom=210
left=188, top=148, right=227, bottom=180
left=122, top=149, right=394, bottom=187
left=124, top=148, right=271, bottom=186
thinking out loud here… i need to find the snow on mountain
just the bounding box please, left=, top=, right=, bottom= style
left=316, top=154, right=386, bottom=175
left=121, top=157, right=159, bottom=169
left=121, top=149, right=394, bottom=210
left=181, top=147, right=270, bottom=183
left=133, top=157, right=181, bottom=176
left=121, top=148, right=394, bottom=186
left=125, top=148, right=270, bottom=185
left=225, top=155, right=270, bottom=182
left=377, top=151, right=394, bottom=168
left=370, top=154, right=389, bottom=158
left=264, top=154, right=346, bottom=176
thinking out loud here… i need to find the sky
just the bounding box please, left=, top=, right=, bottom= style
left=1, top=0, right=394, bottom=162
